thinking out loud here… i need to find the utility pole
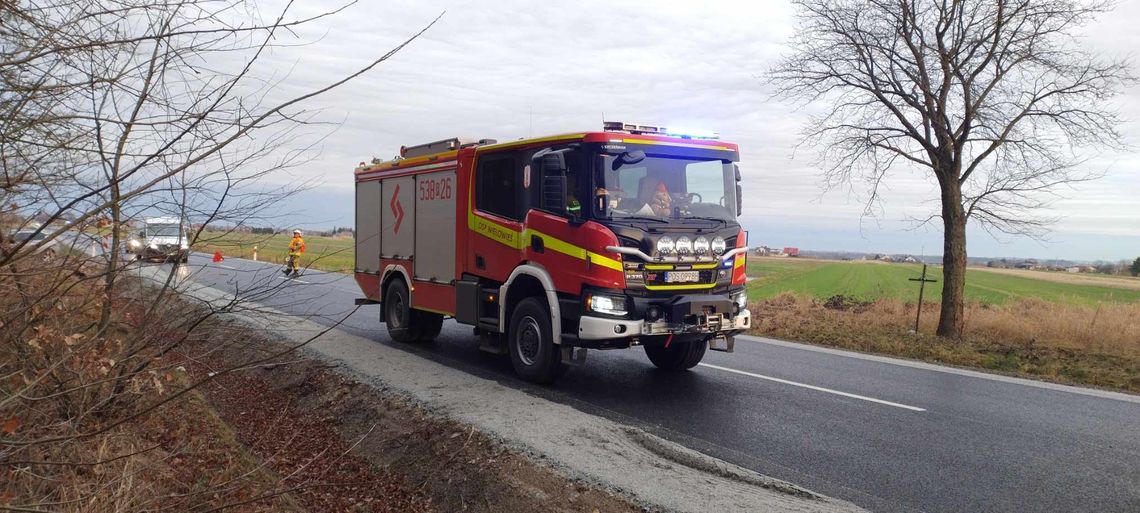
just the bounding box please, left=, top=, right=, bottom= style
left=908, top=264, right=938, bottom=333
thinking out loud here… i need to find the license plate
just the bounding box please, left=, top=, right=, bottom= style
left=665, top=271, right=700, bottom=283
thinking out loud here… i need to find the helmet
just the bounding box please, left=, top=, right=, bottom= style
left=293, top=229, right=302, bottom=236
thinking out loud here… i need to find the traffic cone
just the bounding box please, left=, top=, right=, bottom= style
left=212, top=251, right=223, bottom=263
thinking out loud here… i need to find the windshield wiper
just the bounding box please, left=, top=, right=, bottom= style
left=609, top=215, right=669, bottom=224
left=681, top=216, right=728, bottom=224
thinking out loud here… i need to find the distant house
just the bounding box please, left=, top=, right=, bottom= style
left=900, top=255, right=920, bottom=263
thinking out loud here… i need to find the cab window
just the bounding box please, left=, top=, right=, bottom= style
left=476, top=154, right=521, bottom=220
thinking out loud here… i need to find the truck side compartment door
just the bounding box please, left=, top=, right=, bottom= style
left=355, top=179, right=382, bottom=276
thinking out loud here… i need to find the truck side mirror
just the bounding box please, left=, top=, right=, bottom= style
left=534, top=148, right=571, bottom=215
left=542, top=175, right=567, bottom=213
left=534, top=149, right=567, bottom=175
left=734, top=164, right=742, bottom=216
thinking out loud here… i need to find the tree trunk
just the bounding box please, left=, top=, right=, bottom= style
left=937, top=179, right=967, bottom=338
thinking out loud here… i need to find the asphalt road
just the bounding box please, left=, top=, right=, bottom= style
left=155, top=254, right=1140, bottom=513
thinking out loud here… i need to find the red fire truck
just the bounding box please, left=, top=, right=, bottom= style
left=353, top=122, right=750, bottom=383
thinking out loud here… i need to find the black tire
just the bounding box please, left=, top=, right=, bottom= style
left=507, top=297, right=565, bottom=384
left=417, top=311, right=444, bottom=341
left=384, top=280, right=422, bottom=343
left=644, top=337, right=707, bottom=370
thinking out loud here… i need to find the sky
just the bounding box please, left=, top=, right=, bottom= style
left=245, top=0, right=1140, bottom=262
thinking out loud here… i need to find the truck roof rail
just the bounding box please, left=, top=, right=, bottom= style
left=400, top=137, right=498, bottom=158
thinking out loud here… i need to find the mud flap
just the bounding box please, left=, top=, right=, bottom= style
left=561, top=346, right=588, bottom=365
left=708, top=335, right=734, bottom=353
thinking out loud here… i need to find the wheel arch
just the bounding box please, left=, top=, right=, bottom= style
left=499, top=264, right=562, bottom=344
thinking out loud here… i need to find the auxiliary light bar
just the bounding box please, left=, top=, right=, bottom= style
left=602, top=120, right=719, bottom=140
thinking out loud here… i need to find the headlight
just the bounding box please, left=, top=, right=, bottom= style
left=587, top=293, right=628, bottom=317
left=128, top=239, right=141, bottom=248
left=656, top=236, right=675, bottom=255
left=735, top=293, right=748, bottom=309
left=676, top=237, right=692, bottom=255
left=180, top=243, right=189, bottom=250
left=712, top=237, right=727, bottom=254
left=148, top=242, right=158, bottom=249
left=694, top=236, right=710, bottom=254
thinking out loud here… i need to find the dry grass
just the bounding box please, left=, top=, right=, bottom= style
left=749, top=293, right=1140, bottom=392
left=0, top=261, right=301, bottom=511
left=971, top=266, right=1140, bottom=291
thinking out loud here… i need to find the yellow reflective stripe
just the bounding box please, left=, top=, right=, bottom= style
left=734, top=255, right=745, bottom=269
left=469, top=214, right=524, bottom=249
left=414, top=305, right=452, bottom=316
left=475, top=133, right=587, bottom=152
left=586, top=251, right=623, bottom=272
left=619, top=138, right=733, bottom=151
left=465, top=213, right=623, bottom=271
left=644, top=283, right=718, bottom=291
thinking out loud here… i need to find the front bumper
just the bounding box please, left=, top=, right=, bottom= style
left=136, top=247, right=188, bottom=260
left=578, top=308, right=750, bottom=341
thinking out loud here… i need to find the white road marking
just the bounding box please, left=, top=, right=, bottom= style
left=278, top=276, right=311, bottom=284
left=737, top=335, right=1140, bottom=404
left=698, top=363, right=927, bottom=412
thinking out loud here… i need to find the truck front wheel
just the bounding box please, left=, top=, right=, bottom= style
left=508, top=297, right=565, bottom=384
left=644, top=337, right=707, bottom=370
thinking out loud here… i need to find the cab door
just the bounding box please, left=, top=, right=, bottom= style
left=468, top=151, right=526, bottom=282
left=524, top=147, right=623, bottom=294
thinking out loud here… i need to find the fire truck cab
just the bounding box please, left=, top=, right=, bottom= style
left=354, top=122, right=750, bottom=383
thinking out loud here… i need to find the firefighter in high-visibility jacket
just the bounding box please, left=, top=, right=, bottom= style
left=285, top=229, right=306, bottom=277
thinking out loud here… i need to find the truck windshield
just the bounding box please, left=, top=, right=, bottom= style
left=147, top=225, right=183, bottom=237
left=597, top=155, right=737, bottom=222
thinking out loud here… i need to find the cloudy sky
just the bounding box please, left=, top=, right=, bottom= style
left=252, top=0, right=1140, bottom=261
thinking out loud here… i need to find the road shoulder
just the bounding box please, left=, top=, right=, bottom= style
left=168, top=272, right=868, bottom=513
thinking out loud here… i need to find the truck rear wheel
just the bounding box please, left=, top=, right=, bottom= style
left=644, top=337, right=707, bottom=370
left=417, top=311, right=444, bottom=341
left=385, top=280, right=422, bottom=343
left=508, top=297, right=565, bottom=384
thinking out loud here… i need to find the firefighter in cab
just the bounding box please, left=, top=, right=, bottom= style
left=285, top=229, right=306, bottom=277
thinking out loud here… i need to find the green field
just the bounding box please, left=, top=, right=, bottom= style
left=745, top=257, right=1140, bottom=306
left=195, top=231, right=355, bottom=272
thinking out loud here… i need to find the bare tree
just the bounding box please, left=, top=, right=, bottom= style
left=768, top=0, right=1133, bottom=337
left=1, top=0, right=440, bottom=509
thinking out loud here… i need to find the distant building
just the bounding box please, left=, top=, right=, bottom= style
left=782, top=247, right=800, bottom=257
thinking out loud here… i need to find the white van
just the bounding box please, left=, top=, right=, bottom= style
left=128, top=217, right=190, bottom=263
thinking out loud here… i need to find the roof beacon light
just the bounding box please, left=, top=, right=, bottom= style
left=603, top=121, right=719, bottom=139
left=663, top=127, right=720, bottom=140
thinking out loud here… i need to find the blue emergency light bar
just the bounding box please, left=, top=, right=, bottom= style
left=602, top=121, right=719, bottom=140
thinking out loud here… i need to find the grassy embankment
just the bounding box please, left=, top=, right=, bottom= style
left=194, top=230, right=355, bottom=271
left=747, top=257, right=1140, bottom=392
